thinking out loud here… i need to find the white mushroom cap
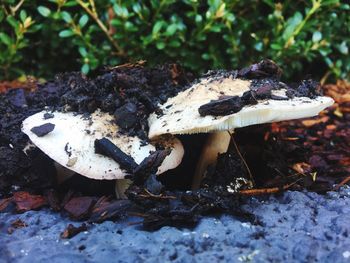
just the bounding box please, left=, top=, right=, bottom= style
left=148, top=77, right=334, bottom=138
left=22, top=110, right=184, bottom=180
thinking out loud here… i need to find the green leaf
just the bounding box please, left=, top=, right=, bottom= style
left=319, top=47, right=331, bottom=56
left=6, top=16, right=19, bottom=30
left=209, top=24, right=222, bottom=33
left=156, top=42, right=166, bottom=49
left=61, top=11, right=72, bottom=23
left=82, top=64, right=90, bottom=74
left=124, top=21, right=137, bottom=32
left=282, top=12, right=303, bottom=41
left=59, top=29, right=74, bottom=37
left=270, top=43, right=282, bottom=50
left=113, top=4, right=129, bottom=18
left=340, top=4, right=350, bottom=10
left=312, top=31, right=322, bottom=42
left=79, top=46, right=88, bottom=57
left=0, top=32, right=12, bottom=46
left=152, top=21, right=164, bottom=35
left=338, top=41, right=348, bottom=55
left=63, top=1, right=79, bottom=7
left=79, top=15, right=89, bottom=28
left=321, top=0, right=339, bottom=6
left=201, top=53, right=210, bottom=60
left=20, top=10, right=27, bottom=22
left=0, top=10, right=4, bottom=22
left=254, top=42, right=263, bottom=51
left=165, top=24, right=177, bottom=36
left=195, top=14, right=202, bottom=23
left=132, top=3, right=141, bottom=13
left=168, top=39, right=181, bottom=47
left=37, top=6, right=51, bottom=17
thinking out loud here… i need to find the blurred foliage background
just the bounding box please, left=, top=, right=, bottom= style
left=0, top=0, right=349, bottom=82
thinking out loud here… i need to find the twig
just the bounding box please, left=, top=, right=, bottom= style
left=76, top=0, right=125, bottom=57
left=228, top=131, right=255, bottom=185
left=320, top=70, right=331, bottom=86
left=140, top=189, right=177, bottom=200
left=334, top=176, right=350, bottom=191
left=238, top=180, right=300, bottom=196
left=11, top=0, right=25, bottom=15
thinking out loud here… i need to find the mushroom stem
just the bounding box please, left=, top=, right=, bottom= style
left=115, top=179, right=132, bottom=199
left=192, top=131, right=231, bottom=190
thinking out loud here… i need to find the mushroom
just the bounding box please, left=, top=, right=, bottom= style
left=22, top=110, right=184, bottom=198
left=148, top=71, right=334, bottom=190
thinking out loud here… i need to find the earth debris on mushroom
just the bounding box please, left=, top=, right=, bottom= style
left=0, top=60, right=341, bottom=230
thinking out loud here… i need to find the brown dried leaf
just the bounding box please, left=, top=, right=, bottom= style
left=301, top=116, right=329, bottom=127
left=8, top=218, right=28, bottom=233
left=44, top=189, right=61, bottom=211
left=13, top=192, right=47, bottom=213
left=90, top=197, right=131, bottom=223
left=0, top=197, right=13, bottom=212
left=63, top=196, right=97, bottom=220
left=60, top=223, right=88, bottom=239
left=292, top=162, right=311, bottom=174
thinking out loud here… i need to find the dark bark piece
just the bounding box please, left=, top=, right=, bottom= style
left=60, top=189, right=75, bottom=209
left=253, top=84, right=274, bottom=99
left=145, top=174, right=164, bottom=195
left=238, top=59, right=282, bottom=79
left=13, top=191, right=47, bottom=212
left=44, top=189, right=61, bottom=212
left=198, top=96, right=244, bottom=116
left=132, top=149, right=171, bottom=185
left=199, top=78, right=296, bottom=117
left=30, top=123, right=55, bottom=137
left=241, top=84, right=275, bottom=104
left=60, top=223, right=88, bottom=239
left=94, top=138, right=138, bottom=173
left=90, top=197, right=131, bottom=223
left=142, top=212, right=199, bottom=231
left=64, top=196, right=97, bottom=220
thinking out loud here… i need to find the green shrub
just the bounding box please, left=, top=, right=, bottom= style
left=0, top=0, right=349, bottom=82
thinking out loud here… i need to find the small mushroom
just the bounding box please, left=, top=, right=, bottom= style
left=148, top=74, right=334, bottom=189
left=22, top=110, right=184, bottom=197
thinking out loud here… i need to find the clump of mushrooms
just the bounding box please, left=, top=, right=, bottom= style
left=22, top=60, right=334, bottom=198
